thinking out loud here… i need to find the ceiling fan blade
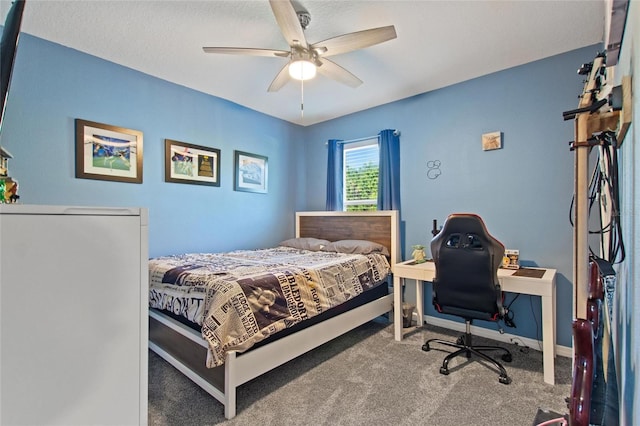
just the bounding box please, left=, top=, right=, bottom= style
left=316, top=58, right=362, bottom=88
left=267, top=63, right=291, bottom=92
left=312, top=25, right=397, bottom=57
left=269, top=0, right=308, bottom=48
left=202, top=47, right=289, bottom=58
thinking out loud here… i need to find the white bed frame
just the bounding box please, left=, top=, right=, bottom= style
left=148, top=210, right=400, bottom=419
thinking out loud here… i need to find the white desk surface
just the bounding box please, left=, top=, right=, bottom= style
left=392, top=259, right=557, bottom=385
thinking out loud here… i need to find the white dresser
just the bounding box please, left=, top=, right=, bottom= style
left=0, top=205, right=148, bottom=425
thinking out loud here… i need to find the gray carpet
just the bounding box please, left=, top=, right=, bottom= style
left=148, top=320, right=571, bottom=425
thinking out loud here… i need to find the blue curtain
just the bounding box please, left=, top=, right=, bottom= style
left=325, top=139, right=344, bottom=211
left=377, top=129, right=400, bottom=210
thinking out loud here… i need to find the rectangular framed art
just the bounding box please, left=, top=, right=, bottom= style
left=234, top=150, right=268, bottom=194
left=165, top=139, right=220, bottom=186
left=482, top=131, right=503, bottom=151
left=75, top=119, right=143, bottom=183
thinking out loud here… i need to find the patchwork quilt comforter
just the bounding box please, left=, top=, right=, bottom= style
left=149, top=246, right=391, bottom=367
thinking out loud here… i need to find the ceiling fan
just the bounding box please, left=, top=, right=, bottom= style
left=202, top=0, right=397, bottom=92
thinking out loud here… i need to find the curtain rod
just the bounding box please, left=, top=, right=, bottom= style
left=329, top=129, right=400, bottom=145
left=338, top=135, right=379, bottom=145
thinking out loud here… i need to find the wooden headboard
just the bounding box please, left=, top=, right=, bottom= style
left=295, top=210, right=400, bottom=271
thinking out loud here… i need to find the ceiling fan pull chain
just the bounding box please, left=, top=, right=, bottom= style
left=300, top=78, right=304, bottom=118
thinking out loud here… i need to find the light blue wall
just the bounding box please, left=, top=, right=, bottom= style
left=0, top=34, right=307, bottom=258
left=610, top=0, right=639, bottom=422
left=303, top=45, right=602, bottom=348
left=1, top=32, right=604, bottom=350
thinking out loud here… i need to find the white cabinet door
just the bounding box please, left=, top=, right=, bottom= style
left=0, top=207, right=148, bottom=425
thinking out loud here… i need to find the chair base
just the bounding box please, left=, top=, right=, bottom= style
left=422, top=329, right=512, bottom=385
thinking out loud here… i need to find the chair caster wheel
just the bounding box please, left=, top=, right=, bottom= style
left=422, top=343, right=431, bottom=352
left=439, top=367, right=449, bottom=375
left=502, top=353, right=513, bottom=362
left=456, top=336, right=465, bottom=345
left=499, top=375, right=512, bottom=385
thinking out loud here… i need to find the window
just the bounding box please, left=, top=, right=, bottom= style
left=343, top=138, right=379, bottom=211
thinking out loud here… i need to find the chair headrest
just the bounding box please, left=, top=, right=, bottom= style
left=438, top=213, right=491, bottom=236
left=431, top=213, right=505, bottom=256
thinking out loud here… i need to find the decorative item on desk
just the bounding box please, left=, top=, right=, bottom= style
left=503, top=249, right=520, bottom=269
left=411, top=245, right=426, bottom=263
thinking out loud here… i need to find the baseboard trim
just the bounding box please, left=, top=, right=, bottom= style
left=418, top=314, right=572, bottom=358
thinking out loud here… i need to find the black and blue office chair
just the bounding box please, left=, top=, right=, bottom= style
left=422, top=213, right=512, bottom=384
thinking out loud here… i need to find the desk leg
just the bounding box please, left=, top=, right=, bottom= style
left=394, top=274, right=403, bottom=341
left=415, top=279, right=424, bottom=327
left=541, top=294, right=556, bottom=385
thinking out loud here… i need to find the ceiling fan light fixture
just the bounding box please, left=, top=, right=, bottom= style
left=289, top=59, right=316, bottom=81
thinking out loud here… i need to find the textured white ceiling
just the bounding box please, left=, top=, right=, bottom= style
left=2, top=0, right=605, bottom=126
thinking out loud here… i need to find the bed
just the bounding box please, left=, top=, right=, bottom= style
left=148, top=210, right=400, bottom=419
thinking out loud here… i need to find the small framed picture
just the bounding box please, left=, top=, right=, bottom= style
left=482, top=131, right=503, bottom=151
left=165, top=139, right=220, bottom=186
left=75, top=119, right=143, bottom=183
left=234, top=150, right=268, bottom=194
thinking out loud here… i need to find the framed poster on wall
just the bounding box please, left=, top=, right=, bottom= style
left=165, top=139, right=220, bottom=186
left=75, top=119, right=143, bottom=183
left=234, top=150, right=268, bottom=194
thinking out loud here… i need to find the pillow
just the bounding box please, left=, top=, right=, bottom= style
left=279, top=237, right=331, bottom=251
left=322, top=239, right=390, bottom=256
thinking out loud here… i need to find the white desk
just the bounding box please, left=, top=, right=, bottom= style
left=393, top=259, right=557, bottom=385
